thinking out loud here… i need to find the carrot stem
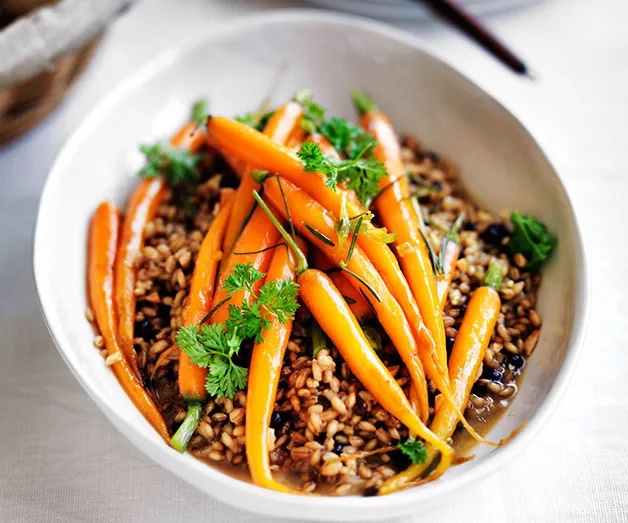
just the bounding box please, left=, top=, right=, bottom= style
left=171, top=400, right=202, bottom=452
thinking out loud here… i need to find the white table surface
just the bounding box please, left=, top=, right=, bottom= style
left=1, top=0, right=627, bottom=521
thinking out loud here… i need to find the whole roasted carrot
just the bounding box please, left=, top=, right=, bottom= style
left=354, top=91, right=449, bottom=373
left=221, top=102, right=303, bottom=256
left=115, top=122, right=205, bottom=378
left=88, top=202, right=169, bottom=441
left=252, top=191, right=453, bottom=480
left=206, top=117, right=443, bottom=408
left=380, top=261, right=504, bottom=494
left=257, top=174, right=430, bottom=421
left=246, top=241, right=303, bottom=493
left=170, top=193, right=235, bottom=452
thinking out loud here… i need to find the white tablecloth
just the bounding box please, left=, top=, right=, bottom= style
left=1, top=0, right=627, bottom=521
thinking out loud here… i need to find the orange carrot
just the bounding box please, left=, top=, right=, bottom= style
left=246, top=241, right=304, bottom=493
left=115, top=122, right=205, bottom=379
left=222, top=102, right=303, bottom=256
left=380, top=261, right=504, bottom=494
left=253, top=191, right=453, bottom=481
left=88, top=202, right=169, bottom=441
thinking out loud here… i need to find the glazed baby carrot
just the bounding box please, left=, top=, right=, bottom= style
left=257, top=174, right=430, bottom=422
left=354, top=91, right=449, bottom=373
left=171, top=194, right=235, bottom=452
left=437, top=241, right=460, bottom=311
left=115, top=122, right=206, bottom=378
left=88, top=202, right=169, bottom=441
left=246, top=242, right=302, bottom=493
left=206, top=117, right=445, bottom=398
left=115, top=177, right=165, bottom=377
left=380, top=261, right=504, bottom=494
left=252, top=191, right=453, bottom=480
left=222, top=102, right=303, bottom=256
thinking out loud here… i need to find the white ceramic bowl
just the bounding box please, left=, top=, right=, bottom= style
left=34, top=10, right=587, bottom=521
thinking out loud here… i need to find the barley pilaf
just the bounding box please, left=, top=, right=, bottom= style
left=86, top=91, right=557, bottom=496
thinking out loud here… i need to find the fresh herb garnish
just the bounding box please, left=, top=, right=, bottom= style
left=191, top=98, right=208, bottom=126
left=509, top=212, right=557, bottom=270
left=139, top=143, right=200, bottom=188
left=397, top=439, right=428, bottom=465
left=297, top=141, right=386, bottom=206
left=176, top=323, right=247, bottom=399
left=235, top=97, right=275, bottom=131
left=318, top=116, right=376, bottom=160
left=177, top=262, right=299, bottom=398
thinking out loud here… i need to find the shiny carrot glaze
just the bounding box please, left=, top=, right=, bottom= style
left=88, top=202, right=169, bottom=441
left=246, top=243, right=302, bottom=493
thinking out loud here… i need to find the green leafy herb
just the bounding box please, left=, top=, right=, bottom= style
left=236, top=97, right=275, bottom=131
left=297, top=141, right=386, bottom=206
left=509, top=212, right=557, bottom=270
left=176, top=324, right=247, bottom=399
left=397, top=439, right=427, bottom=465
left=352, top=90, right=378, bottom=117
left=222, top=262, right=265, bottom=296
left=318, top=116, right=376, bottom=160
left=191, top=98, right=208, bottom=126
left=178, top=262, right=300, bottom=398
left=139, top=143, right=201, bottom=188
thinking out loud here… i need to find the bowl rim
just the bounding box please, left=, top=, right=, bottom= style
left=33, top=8, right=589, bottom=517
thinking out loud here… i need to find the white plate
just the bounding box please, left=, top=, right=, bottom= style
left=308, top=0, right=543, bottom=21
left=34, top=9, right=587, bottom=521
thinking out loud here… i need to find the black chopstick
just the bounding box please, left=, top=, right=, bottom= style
left=416, top=0, right=530, bottom=76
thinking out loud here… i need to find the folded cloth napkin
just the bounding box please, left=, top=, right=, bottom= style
left=0, top=0, right=139, bottom=88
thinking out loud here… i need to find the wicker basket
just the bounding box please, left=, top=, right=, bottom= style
left=0, top=0, right=138, bottom=144
left=0, top=34, right=101, bottom=144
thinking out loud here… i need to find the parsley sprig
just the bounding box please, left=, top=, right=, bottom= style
left=176, top=262, right=299, bottom=398
left=397, top=439, right=428, bottom=465
left=297, top=141, right=386, bottom=206
left=509, top=212, right=557, bottom=270
left=139, top=143, right=200, bottom=187
left=235, top=97, right=275, bottom=131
